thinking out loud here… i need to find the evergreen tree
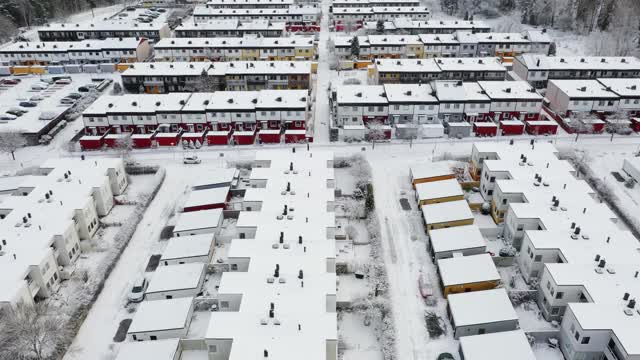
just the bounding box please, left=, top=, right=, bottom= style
left=376, top=19, right=385, bottom=34
left=596, top=0, right=615, bottom=31
left=350, top=36, right=360, bottom=58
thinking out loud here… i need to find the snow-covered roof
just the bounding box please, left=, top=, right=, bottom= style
left=115, top=339, right=181, bottom=360
left=183, top=187, right=230, bottom=209
left=191, top=168, right=239, bottom=189
left=448, top=288, right=518, bottom=326
left=207, top=91, right=258, bottom=110
left=437, top=253, right=500, bottom=286
left=146, top=263, right=206, bottom=295
left=176, top=19, right=286, bottom=32
left=256, top=90, right=308, bottom=109
left=459, top=31, right=529, bottom=44
left=155, top=36, right=314, bottom=49
left=383, top=83, right=437, bottom=104
left=206, top=150, right=337, bottom=360
left=434, top=57, right=506, bottom=72
left=447, top=288, right=518, bottom=327
left=42, top=9, right=169, bottom=33
left=181, top=93, right=213, bottom=113
left=410, top=163, right=453, bottom=181
left=391, top=18, right=489, bottom=30
left=161, top=234, right=215, bottom=262
left=434, top=81, right=490, bottom=103
left=517, top=54, right=640, bottom=71
left=123, top=62, right=210, bottom=77
left=418, top=33, right=458, bottom=45
left=207, top=0, right=294, bottom=5
left=1, top=38, right=142, bottom=54
left=415, top=179, right=463, bottom=202
left=331, top=6, right=429, bottom=14
left=420, top=200, right=473, bottom=225
left=549, top=79, right=618, bottom=99
left=336, top=85, right=387, bottom=105
left=429, top=225, right=486, bottom=254
left=459, top=330, right=536, bottom=360
left=523, top=29, right=552, bottom=43
left=173, top=208, right=223, bottom=233
left=374, top=58, right=441, bottom=73
left=597, top=78, right=640, bottom=98
left=366, top=34, right=421, bottom=46
left=222, top=61, right=311, bottom=75
left=0, top=159, right=124, bottom=304
left=193, top=5, right=320, bottom=16
left=478, top=81, right=542, bottom=101
left=128, top=297, right=194, bottom=334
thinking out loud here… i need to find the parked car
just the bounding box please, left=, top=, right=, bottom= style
left=0, top=113, right=17, bottom=121
left=30, top=95, right=45, bottom=101
left=60, top=97, right=76, bottom=105
left=127, top=278, right=148, bottom=303
left=77, top=86, right=90, bottom=92
left=19, top=101, right=38, bottom=107
left=40, top=77, right=55, bottom=84
left=55, top=78, right=72, bottom=85
left=38, top=111, right=58, bottom=120
left=7, top=108, right=27, bottom=117
left=66, top=93, right=83, bottom=100
left=183, top=155, right=202, bottom=164
left=31, top=83, right=49, bottom=90
left=1, top=79, right=19, bottom=85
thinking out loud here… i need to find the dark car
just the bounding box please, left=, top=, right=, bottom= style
left=77, top=86, right=90, bottom=92
left=6, top=109, right=26, bottom=117
left=19, top=101, right=38, bottom=108
left=66, top=93, right=83, bottom=100
left=2, top=79, right=20, bottom=85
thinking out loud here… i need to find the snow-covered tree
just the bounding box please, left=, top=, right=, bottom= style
left=0, top=302, right=70, bottom=360
left=350, top=36, right=360, bottom=58
left=0, top=131, right=27, bottom=160
left=113, top=134, right=133, bottom=161
left=191, top=69, right=218, bottom=92
left=366, top=120, right=387, bottom=148
left=567, top=112, right=595, bottom=141
left=111, top=82, right=123, bottom=95
left=376, top=19, right=385, bottom=34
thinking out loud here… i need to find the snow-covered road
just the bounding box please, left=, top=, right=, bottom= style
left=312, top=0, right=332, bottom=144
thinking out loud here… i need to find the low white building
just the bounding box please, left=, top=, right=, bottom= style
left=127, top=297, right=195, bottom=341
left=546, top=79, right=619, bottom=117
left=428, top=225, right=486, bottom=260
left=420, top=200, right=474, bottom=232
left=437, top=253, right=500, bottom=297
left=192, top=168, right=239, bottom=190
left=145, top=263, right=207, bottom=301
left=160, top=234, right=216, bottom=266
left=115, top=338, right=182, bottom=360
left=173, top=209, right=224, bottom=237
left=384, top=83, right=439, bottom=125
left=415, top=178, right=464, bottom=205
left=448, top=288, right=519, bottom=338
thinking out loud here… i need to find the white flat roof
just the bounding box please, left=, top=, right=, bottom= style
left=518, top=54, right=640, bottom=71
left=336, top=85, right=387, bottom=104
left=549, top=79, right=618, bottom=99
left=437, top=253, right=500, bottom=286
left=448, top=288, right=517, bottom=326
left=478, top=81, right=542, bottom=100
left=161, top=234, right=214, bottom=261
left=459, top=330, right=536, bottom=360
left=374, top=58, right=441, bottom=73
left=128, top=297, right=194, bottom=334
left=173, top=208, right=223, bottom=233
left=429, top=225, right=486, bottom=254
left=597, top=78, right=640, bottom=98
left=421, top=200, right=473, bottom=225
left=115, top=338, right=180, bottom=360
left=383, top=83, right=437, bottom=103
left=146, top=263, right=205, bottom=295
left=410, top=163, right=453, bottom=181
left=183, top=187, right=230, bottom=208
left=415, top=178, right=463, bottom=201
left=191, top=168, right=238, bottom=188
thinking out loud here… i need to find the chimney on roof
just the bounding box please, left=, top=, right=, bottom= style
left=274, top=264, right=280, bottom=278
left=624, top=292, right=630, bottom=300
left=598, top=259, right=606, bottom=268
left=505, top=87, right=511, bottom=93
left=298, top=270, right=303, bottom=279
left=536, top=59, right=541, bottom=67
left=279, top=231, right=284, bottom=244
left=628, top=299, right=636, bottom=309
left=286, top=182, right=291, bottom=192
left=298, top=235, right=302, bottom=244
left=595, top=254, right=600, bottom=262
left=283, top=205, right=288, bottom=216
left=574, top=227, right=581, bottom=235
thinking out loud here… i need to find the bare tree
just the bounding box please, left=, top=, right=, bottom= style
left=0, top=302, right=70, bottom=360
left=567, top=112, right=594, bottom=141
left=0, top=131, right=27, bottom=160
left=114, top=134, right=133, bottom=161
left=605, top=110, right=632, bottom=141
left=366, top=120, right=387, bottom=149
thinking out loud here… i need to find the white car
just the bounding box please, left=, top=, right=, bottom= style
left=30, top=95, right=45, bottom=101
left=38, top=111, right=57, bottom=120
left=183, top=155, right=202, bottom=164
left=60, top=97, right=76, bottom=105
left=127, top=278, right=148, bottom=303
left=31, top=83, right=49, bottom=90
left=55, top=78, right=72, bottom=85
left=0, top=113, right=17, bottom=121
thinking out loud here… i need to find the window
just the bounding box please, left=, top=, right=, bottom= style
left=556, top=292, right=564, bottom=299
left=489, top=176, right=496, bottom=183
left=581, top=337, right=590, bottom=344
left=516, top=224, right=524, bottom=231
left=534, top=255, right=542, bottom=262
left=487, top=190, right=493, bottom=195
left=231, top=264, right=238, bottom=270
left=150, top=336, right=157, bottom=341
left=574, top=331, right=580, bottom=341
left=209, top=345, right=218, bottom=352
left=221, top=301, right=229, bottom=308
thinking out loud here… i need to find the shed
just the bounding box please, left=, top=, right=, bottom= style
left=182, top=187, right=230, bottom=212
left=104, top=133, right=130, bottom=148
left=161, top=234, right=215, bottom=266
left=258, top=129, right=282, bottom=144
left=79, top=135, right=105, bottom=150
left=410, top=163, right=455, bottom=188
left=207, top=130, right=231, bottom=145
left=191, top=168, right=239, bottom=190
left=473, top=122, right=498, bottom=137
left=415, top=179, right=464, bottom=206
left=181, top=132, right=206, bottom=146
left=284, top=129, right=307, bottom=143
left=499, top=119, right=525, bottom=135
left=115, top=338, right=182, bottom=360
left=131, top=133, right=155, bottom=149
left=233, top=130, right=256, bottom=145
left=448, top=289, right=519, bottom=338
left=155, top=132, right=181, bottom=147
left=420, top=123, right=445, bottom=138
left=458, top=331, right=536, bottom=360
left=145, top=263, right=206, bottom=301
left=437, top=253, right=500, bottom=297
left=173, top=208, right=223, bottom=237
left=127, top=297, right=195, bottom=341
left=447, top=122, right=472, bottom=138
left=428, top=225, right=486, bottom=260
left=525, top=120, right=557, bottom=135
left=420, top=200, right=474, bottom=232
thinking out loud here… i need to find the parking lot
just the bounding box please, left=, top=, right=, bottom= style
left=0, top=73, right=116, bottom=142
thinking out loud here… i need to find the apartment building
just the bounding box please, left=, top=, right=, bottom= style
left=154, top=36, right=316, bottom=62
left=332, top=85, right=389, bottom=127
left=205, top=150, right=337, bottom=360
left=37, top=9, right=171, bottom=42
left=545, top=79, right=620, bottom=118
left=175, top=20, right=286, bottom=38
left=513, top=55, right=640, bottom=89
left=331, top=6, right=430, bottom=25
left=81, top=90, right=309, bottom=136
left=206, top=0, right=294, bottom=8
left=477, top=80, right=543, bottom=121
left=0, top=38, right=151, bottom=66
left=598, top=78, right=640, bottom=117
left=332, top=0, right=421, bottom=7
left=120, top=61, right=312, bottom=93
left=0, top=158, right=127, bottom=309
left=433, top=80, right=490, bottom=123
left=363, top=18, right=491, bottom=34
left=192, top=5, right=321, bottom=31
left=384, top=83, right=439, bottom=124
left=371, top=57, right=507, bottom=84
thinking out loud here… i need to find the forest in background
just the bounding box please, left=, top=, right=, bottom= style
left=440, top=0, right=640, bottom=56
left=0, top=0, right=120, bottom=43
